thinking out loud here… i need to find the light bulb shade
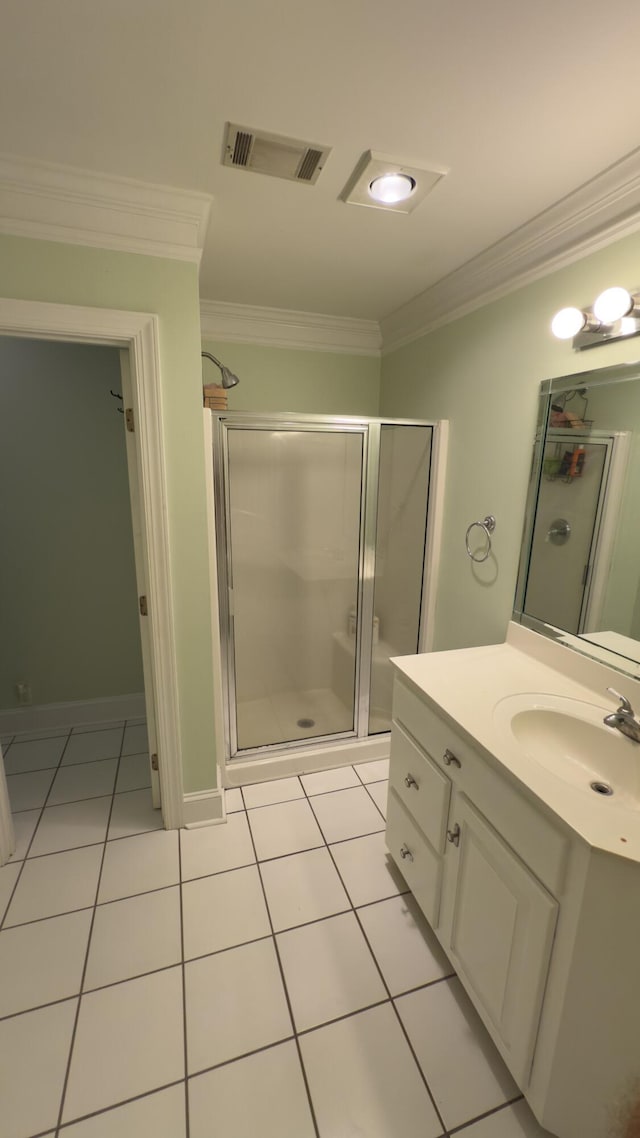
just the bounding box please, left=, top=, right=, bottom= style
left=551, top=307, right=587, bottom=340
left=368, top=173, right=416, bottom=204
left=593, top=287, right=633, bottom=324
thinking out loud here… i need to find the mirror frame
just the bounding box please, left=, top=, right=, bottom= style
left=513, top=359, right=640, bottom=680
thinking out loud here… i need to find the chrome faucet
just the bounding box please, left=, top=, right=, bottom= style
left=603, top=687, right=640, bottom=743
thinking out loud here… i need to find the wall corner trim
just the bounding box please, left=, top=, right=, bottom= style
left=0, top=152, right=212, bottom=263
left=200, top=299, right=382, bottom=356
left=381, top=144, right=640, bottom=353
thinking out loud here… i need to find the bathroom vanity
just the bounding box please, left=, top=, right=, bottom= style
left=386, top=623, right=640, bottom=1138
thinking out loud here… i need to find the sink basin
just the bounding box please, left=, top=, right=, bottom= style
left=493, top=693, right=640, bottom=806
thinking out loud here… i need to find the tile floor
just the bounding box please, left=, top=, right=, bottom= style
left=0, top=725, right=555, bottom=1138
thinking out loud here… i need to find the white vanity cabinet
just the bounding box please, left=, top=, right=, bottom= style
left=387, top=637, right=637, bottom=1133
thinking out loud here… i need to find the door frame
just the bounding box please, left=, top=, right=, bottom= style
left=0, top=298, right=184, bottom=854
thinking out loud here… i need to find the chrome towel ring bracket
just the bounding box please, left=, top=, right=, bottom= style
left=465, top=515, right=496, bottom=563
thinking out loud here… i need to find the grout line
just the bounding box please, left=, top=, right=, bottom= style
left=54, top=724, right=126, bottom=1134
left=447, top=1094, right=525, bottom=1134
left=177, top=825, right=191, bottom=1136
left=244, top=802, right=322, bottom=1138
left=55, top=1078, right=186, bottom=1132
left=187, top=1034, right=297, bottom=1081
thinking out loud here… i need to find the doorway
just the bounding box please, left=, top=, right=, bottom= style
left=0, top=299, right=184, bottom=865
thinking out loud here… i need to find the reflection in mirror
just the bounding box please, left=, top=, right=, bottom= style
left=514, top=362, right=640, bottom=671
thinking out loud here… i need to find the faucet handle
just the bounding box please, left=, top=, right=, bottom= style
left=607, top=687, right=633, bottom=715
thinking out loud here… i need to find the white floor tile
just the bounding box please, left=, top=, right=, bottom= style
left=108, top=788, right=161, bottom=839
left=0, top=733, right=13, bottom=745
left=122, top=722, right=148, bottom=756
left=115, top=753, right=151, bottom=793
left=0, top=861, right=20, bottom=921
left=260, top=847, right=350, bottom=932
left=48, top=758, right=118, bottom=805
left=180, top=811, right=255, bottom=881
left=6, top=768, right=55, bottom=811
left=248, top=798, right=324, bottom=861
left=357, top=893, right=452, bottom=995
left=62, top=1084, right=187, bottom=1138
left=365, top=778, right=388, bottom=818
left=29, top=796, right=112, bottom=857
left=460, top=1100, right=555, bottom=1137
left=85, top=886, right=181, bottom=989
left=277, top=911, right=386, bottom=1031
left=7, top=809, right=40, bottom=860
left=5, top=845, right=103, bottom=926
left=224, top=787, right=244, bottom=812
left=182, top=864, right=270, bottom=959
left=355, top=758, right=390, bottom=783
left=300, top=765, right=360, bottom=795
left=10, top=726, right=69, bottom=741
left=99, top=829, right=179, bottom=902
left=329, top=831, right=406, bottom=906
left=396, top=977, right=518, bottom=1130
left=0, top=909, right=91, bottom=1016
left=62, top=728, right=123, bottom=765
left=300, top=1002, right=443, bottom=1138
left=0, top=999, right=77, bottom=1138
left=2, top=735, right=67, bottom=774
left=185, top=938, right=292, bottom=1073
left=189, top=1040, right=316, bottom=1138
left=242, top=776, right=304, bottom=809
left=310, top=786, right=385, bottom=843
left=63, top=967, right=184, bottom=1122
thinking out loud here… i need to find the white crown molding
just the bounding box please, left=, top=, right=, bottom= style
left=0, top=153, right=212, bottom=263
left=200, top=298, right=381, bottom=356
left=381, top=146, right=640, bottom=354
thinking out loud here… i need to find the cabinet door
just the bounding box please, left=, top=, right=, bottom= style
left=445, top=796, right=557, bottom=1087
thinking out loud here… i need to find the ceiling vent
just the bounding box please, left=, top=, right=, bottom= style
left=223, top=123, right=331, bottom=186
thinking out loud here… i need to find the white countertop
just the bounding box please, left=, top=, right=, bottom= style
left=391, top=623, right=640, bottom=863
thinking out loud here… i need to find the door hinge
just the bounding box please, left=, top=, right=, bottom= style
left=447, top=822, right=461, bottom=847
left=151, top=753, right=159, bottom=771
left=125, top=407, right=135, bottom=432
left=139, top=595, right=148, bottom=616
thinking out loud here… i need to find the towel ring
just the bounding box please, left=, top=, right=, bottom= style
left=465, top=515, right=496, bottom=563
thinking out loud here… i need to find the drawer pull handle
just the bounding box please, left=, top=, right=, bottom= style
left=443, top=749, right=461, bottom=769
left=399, top=844, right=414, bottom=862
left=447, top=823, right=461, bottom=847
left=404, top=774, right=418, bottom=789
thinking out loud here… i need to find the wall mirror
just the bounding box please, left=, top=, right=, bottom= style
left=513, top=360, right=640, bottom=678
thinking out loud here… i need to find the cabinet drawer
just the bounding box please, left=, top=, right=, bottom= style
left=390, top=722, right=451, bottom=852
left=392, top=677, right=568, bottom=896
left=386, top=789, right=443, bottom=928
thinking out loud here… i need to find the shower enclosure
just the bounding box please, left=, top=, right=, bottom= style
left=211, top=413, right=446, bottom=765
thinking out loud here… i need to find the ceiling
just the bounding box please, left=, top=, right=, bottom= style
left=2, top=0, right=640, bottom=322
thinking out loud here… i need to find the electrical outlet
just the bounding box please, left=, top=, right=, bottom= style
left=15, top=681, right=32, bottom=706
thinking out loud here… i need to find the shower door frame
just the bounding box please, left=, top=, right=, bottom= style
left=210, top=411, right=446, bottom=766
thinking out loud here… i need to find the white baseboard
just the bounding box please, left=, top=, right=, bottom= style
left=224, top=734, right=390, bottom=787
left=183, top=787, right=226, bottom=828
left=0, top=692, right=146, bottom=734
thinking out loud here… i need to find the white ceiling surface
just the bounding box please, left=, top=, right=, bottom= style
left=2, top=0, right=640, bottom=321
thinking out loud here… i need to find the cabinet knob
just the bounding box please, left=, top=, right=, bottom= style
left=404, top=773, right=418, bottom=789
left=447, top=823, right=461, bottom=847
left=399, top=844, right=414, bottom=862
left=443, top=749, right=461, bottom=769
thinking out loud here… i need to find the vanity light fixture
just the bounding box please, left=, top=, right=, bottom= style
left=551, top=285, right=640, bottom=351
left=341, top=151, right=446, bottom=214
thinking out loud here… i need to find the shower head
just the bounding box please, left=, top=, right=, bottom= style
left=201, top=351, right=240, bottom=389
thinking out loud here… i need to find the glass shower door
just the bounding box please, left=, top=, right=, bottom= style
left=224, top=425, right=365, bottom=752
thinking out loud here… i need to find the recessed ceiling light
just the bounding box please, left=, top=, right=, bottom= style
left=342, top=151, right=447, bottom=214
left=369, top=173, right=416, bottom=204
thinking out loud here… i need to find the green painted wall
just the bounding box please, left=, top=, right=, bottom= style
left=0, top=234, right=215, bottom=794
left=201, top=340, right=381, bottom=416
left=0, top=338, right=143, bottom=707
left=380, top=228, right=640, bottom=652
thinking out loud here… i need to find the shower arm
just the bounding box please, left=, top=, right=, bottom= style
left=201, top=351, right=240, bottom=390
